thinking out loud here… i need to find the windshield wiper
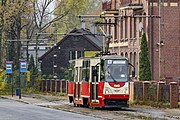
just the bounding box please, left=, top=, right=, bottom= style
left=105, top=65, right=117, bottom=83
left=107, top=69, right=117, bottom=83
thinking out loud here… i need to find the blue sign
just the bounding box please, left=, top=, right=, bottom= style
left=20, top=61, right=27, bottom=73
left=6, top=63, right=13, bottom=74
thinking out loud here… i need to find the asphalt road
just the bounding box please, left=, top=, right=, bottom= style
left=0, top=98, right=101, bottom=120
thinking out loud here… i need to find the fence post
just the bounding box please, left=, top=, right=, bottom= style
left=66, top=80, right=68, bottom=95
left=60, top=80, right=63, bottom=94
left=41, top=80, right=44, bottom=92
left=43, top=80, right=46, bottom=92
left=129, top=82, right=135, bottom=103
left=50, top=79, right=52, bottom=93
left=55, top=80, right=58, bottom=94
left=170, top=82, right=179, bottom=108
left=46, top=79, right=48, bottom=93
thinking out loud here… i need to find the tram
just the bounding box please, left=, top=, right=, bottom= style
left=67, top=55, right=135, bottom=108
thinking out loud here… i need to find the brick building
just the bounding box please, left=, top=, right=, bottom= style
left=102, top=0, right=180, bottom=81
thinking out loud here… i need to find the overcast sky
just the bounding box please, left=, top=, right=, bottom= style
left=49, top=1, right=55, bottom=10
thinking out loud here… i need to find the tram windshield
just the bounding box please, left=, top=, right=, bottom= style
left=104, top=59, right=128, bottom=82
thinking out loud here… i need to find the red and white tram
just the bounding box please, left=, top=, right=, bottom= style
left=68, top=55, right=134, bottom=108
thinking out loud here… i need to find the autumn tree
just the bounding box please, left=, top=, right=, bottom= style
left=28, top=55, right=38, bottom=86
left=0, top=0, right=104, bottom=68
left=0, top=0, right=32, bottom=68
left=54, top=0, right=104, bottom=40
left=139, top=33, right=151, bottom=81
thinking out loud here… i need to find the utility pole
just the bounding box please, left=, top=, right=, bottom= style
left=17, top=38, right=21, bottom=99
left=158, top=0, right=164, bottom=81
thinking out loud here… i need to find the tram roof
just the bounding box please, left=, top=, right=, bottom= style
left=100, top=55, right=128, bottom=60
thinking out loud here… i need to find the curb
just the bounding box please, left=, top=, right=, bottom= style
left=0, top=96, right=30, bottom=104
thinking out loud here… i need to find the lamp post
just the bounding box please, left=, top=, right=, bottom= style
left=157, top=41, right=164, bottom=80
left=158, top=0, right=164, bottom=81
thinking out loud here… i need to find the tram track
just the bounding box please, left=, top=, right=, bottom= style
left=47, top=103, right=180, bottom=120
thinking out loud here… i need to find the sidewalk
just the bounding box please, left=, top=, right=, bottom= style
left=1, top=95, right=43, bottom=104
left=0, top=94, right=69, bottom=106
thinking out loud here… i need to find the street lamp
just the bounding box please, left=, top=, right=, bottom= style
left=157, top=41, right=164, bottom=80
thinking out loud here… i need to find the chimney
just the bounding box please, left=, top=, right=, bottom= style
left=81, top=18, right=85, bottom=29
left=90, top=18, right=96, bottom=34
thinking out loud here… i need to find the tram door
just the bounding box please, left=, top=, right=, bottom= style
left=91, top=66, right=99, bottom=102
left=74, top=67, right=80, bottom=100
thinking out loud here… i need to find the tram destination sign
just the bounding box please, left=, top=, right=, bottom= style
left=107, top=60, right=126, bottom=65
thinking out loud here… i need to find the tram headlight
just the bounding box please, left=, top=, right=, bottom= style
left=105, top=87, right=112, bottom=94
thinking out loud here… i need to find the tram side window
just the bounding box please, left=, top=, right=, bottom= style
left=79, top=67, right=82, bottom=82
left=82, top=60, right=90, bottom=82
left=75, top=67, right=79, bottom=82
left=100, top=59, right=105, bottom=81
left=69, top=61, right=75, bottom=82
left=68, top=69, right=74, bottom=82
left=92, top=66, right=99, bottom=82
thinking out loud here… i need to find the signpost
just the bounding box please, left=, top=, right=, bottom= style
left=19, top=60, right=27, bottom=99
left=6, top=61, right=13, bottom=97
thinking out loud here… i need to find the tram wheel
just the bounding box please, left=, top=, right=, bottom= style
left=73, top=103, right=77, bottom=107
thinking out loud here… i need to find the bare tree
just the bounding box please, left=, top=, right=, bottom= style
left=31, top=0, right=71, bottom=66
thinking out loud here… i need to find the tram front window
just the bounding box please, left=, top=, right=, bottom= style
left=105, top=59, right=128, bottom=82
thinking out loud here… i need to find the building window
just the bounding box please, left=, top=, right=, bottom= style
left=69, top=51, right=83, bottom=60
left=114, top=18, right=118, bottom=40
left=134, top=52, right=137, bottom=75
left=72, top=51, right=76, bottom=60
left=120, top=20, right=123, bottom=39
left=139, top=14, right=142, bottom=37
left=170, top=2, right=178, bottom=6
left=134, top=17, right=136, bottom=38
left=109, top=19, right=111, bottom=35
left=130, top=17, right=132, bottom=38
left=143, top=13, right=146, bottom=33
left=73, top=36, right=79, bottom=41
left=125, top=52, right=128, bottom=58
left=105, top=19, right=107, bottom=32
left=129, top=52, right=132, bottom=74
left=121, top=52, right=124, bottom=57
left=69, top=51, right=75, bottom=60
left=125, top=17, right=128, bottom=38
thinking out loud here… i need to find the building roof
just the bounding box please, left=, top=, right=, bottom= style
left=70, top=28, right=102, bottom=48
left=39, top=28, right=103, bottom=60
